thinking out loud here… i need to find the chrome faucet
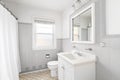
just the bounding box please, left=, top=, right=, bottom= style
left=85, top=48, right=93, bottom=51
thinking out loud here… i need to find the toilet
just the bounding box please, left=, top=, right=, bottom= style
left=47, top=61, right=58, bottom=77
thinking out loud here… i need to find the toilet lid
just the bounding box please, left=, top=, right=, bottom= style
left=48, top=61, right=58, bottom=66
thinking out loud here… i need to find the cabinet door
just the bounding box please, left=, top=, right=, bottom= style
left=64, top=61, right=74, bottom=80
left=106, top=0, right=120, bottom=35
left=58, top=57, right=65, bottom=80
left=58, top=57, right=74, bottom=80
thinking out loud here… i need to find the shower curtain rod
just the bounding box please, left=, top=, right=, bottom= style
left=0, top=0, right=18, bottom=20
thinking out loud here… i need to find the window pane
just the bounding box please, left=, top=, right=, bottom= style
left=35, top=23, right=53, bottom=34
left=35, top=34, right=54, bottom=48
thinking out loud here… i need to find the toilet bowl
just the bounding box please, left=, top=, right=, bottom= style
left=47, top=61, right=58, bottom=77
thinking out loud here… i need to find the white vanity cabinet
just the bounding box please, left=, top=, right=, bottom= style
left=58, top=52, right=96, bottom=80
left=58, top=57, right=74, bottom=80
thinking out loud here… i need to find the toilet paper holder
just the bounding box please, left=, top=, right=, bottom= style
left=45, top=54, right=50, bottom=58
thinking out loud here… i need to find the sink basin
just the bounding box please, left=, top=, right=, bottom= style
left=63, top=54, right=77, bottom=60
left=58, top=51, right=96, bottom=66
left=62, top=52, right=83, bottom=60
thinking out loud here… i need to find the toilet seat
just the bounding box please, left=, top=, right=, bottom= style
left=48, top=61, right=58, bottom=66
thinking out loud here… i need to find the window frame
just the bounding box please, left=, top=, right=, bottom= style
left=32, top=18, right=56, bottom=50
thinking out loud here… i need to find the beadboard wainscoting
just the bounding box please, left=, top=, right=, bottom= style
left=19, top=23, right=62, bottom=73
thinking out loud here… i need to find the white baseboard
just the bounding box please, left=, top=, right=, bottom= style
left=20, top=68, right=49, bottom=75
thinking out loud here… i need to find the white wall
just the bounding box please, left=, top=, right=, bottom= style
left=62, top=8, right=73, bottom=39
left=4, top=1, right=63, bottom=39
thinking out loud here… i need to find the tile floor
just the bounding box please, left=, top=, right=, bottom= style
left=19, top=70, right=58, bottom=80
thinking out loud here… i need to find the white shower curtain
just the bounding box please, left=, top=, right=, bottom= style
left=0, top=4, right=19, bottom=80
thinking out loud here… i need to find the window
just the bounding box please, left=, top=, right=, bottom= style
left=33, top=19, right=56, bottom=50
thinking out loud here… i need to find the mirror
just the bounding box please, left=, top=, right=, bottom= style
left=71, top=3, right=95, bottom=44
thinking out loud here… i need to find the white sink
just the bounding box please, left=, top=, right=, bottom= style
left=58, top=50, right=96, bottom=66
left=62, top=54, right=77, bottom=60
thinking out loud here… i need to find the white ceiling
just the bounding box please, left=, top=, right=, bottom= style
left=5, top=0, right=73, bottom=12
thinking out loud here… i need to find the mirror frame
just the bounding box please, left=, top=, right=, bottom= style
left=71, top=3, right=95, bottom=44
